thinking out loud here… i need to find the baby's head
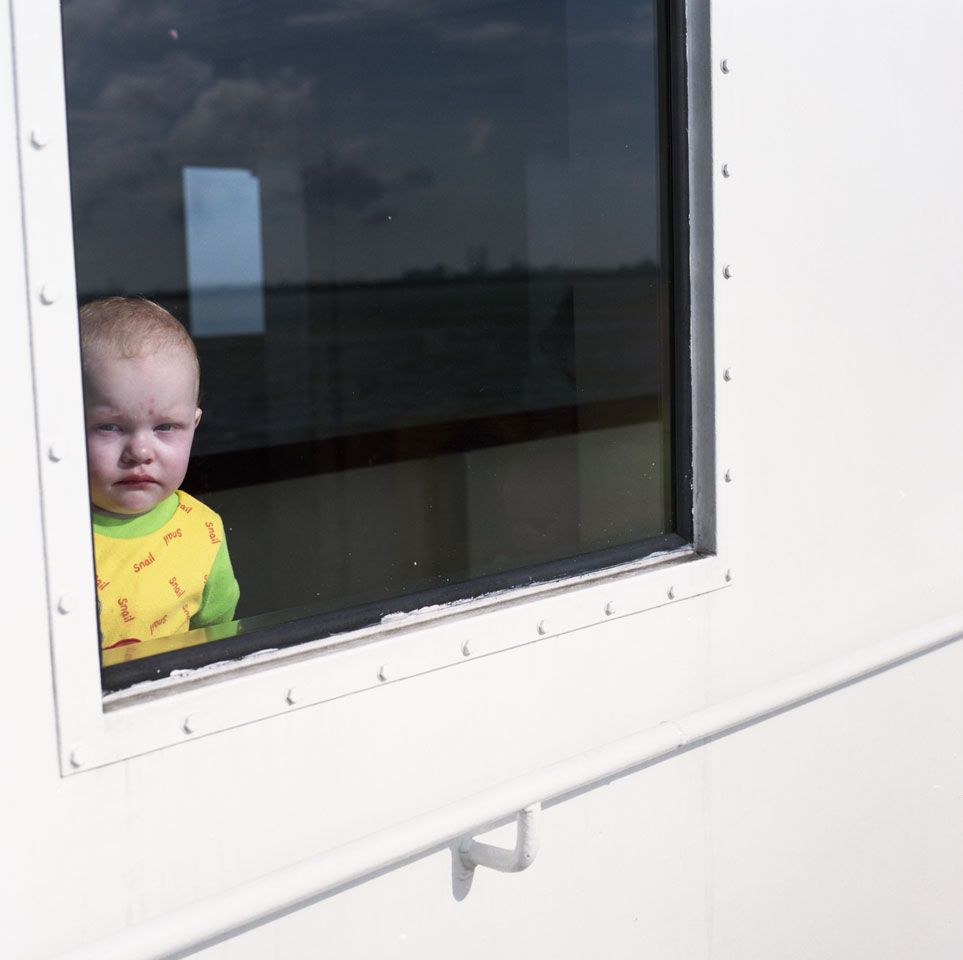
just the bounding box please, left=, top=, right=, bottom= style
left=80, top=297, right=202, bottom=518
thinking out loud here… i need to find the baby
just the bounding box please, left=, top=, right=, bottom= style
left=80, top=297, right=239, bottom=654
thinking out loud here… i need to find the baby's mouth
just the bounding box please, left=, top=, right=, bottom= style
left=118, top=475, right=157, bottom=485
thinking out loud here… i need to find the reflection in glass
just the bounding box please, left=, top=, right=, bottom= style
left=183, top=166, right=266, bottom=336
left=63, top=0, right=679, bottom=674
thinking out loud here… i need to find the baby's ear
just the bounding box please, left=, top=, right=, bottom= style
left=194, top=408, right=202, bottom=428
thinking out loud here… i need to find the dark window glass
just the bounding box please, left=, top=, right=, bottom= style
left=62, top=0, right=685, bottom=686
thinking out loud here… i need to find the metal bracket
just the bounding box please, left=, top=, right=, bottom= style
left=453, top=803, right=540, bottom=896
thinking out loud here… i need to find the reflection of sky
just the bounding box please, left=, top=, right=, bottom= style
left=183, top=166, right=266, bottom=335
left=63, top=0, right=662, bottom=293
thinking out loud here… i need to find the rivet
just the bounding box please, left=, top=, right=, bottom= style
left=667, top=586, right=675, bottom=600
left=721, top=162, right=731, bottom=178
left=725, top=569, right=733, bottom=582
left=69, top=747, right=85, bottom=768
left=30, top=128, right=49, bottom=149
left=720, top=58, right=731, bottom=74
left=461, top=640, right=472, bottom=657
left=723, top=367, right=733, bottom=381
left=378, top=665, right=391, bottom=682
left=183, top=715, right=197, bottom=734
left=537, top=620, right=549, bottom=635
left=286, top=687, right=299, bottom=705
left=57, top=593, right=73, bottom=615
left=604, top=600, right=617, bottom=617
left=724, top=469, right=733, bottom=483
left=723, top=264, right=734, bottom=279
left=48, top=441, right=67, bottom=462
left=39, top=283, right=60, bottom=305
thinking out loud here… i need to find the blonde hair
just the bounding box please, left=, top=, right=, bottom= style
left=79, top=297, right=200, bottom=401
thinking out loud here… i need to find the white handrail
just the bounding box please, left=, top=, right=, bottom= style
left=58, top=614, right=963, bottom=960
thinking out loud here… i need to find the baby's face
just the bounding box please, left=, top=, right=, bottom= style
left=84, top=345, right=201, bottom=518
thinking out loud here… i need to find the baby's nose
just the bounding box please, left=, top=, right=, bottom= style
left=122, top=433, right=153, bottom=463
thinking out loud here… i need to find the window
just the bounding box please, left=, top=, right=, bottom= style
left=60, top=0, right=691, bottom=690
left=23, top=0, right=721, bottom=770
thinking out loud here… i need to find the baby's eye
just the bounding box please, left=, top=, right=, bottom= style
left=155, top=423, right=175, bottom=432
left=95, top=423, right=120, bottom=432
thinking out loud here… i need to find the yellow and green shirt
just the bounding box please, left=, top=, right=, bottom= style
left=93, top=490, right=239, bottom=653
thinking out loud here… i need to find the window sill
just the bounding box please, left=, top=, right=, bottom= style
left=64, top=545, right=733, bottom=772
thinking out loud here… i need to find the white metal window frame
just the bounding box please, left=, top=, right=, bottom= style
left=13, top=0, right=727, bottom=775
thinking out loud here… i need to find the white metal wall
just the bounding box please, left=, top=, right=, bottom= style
left=2, top=1, right=962, bottom=958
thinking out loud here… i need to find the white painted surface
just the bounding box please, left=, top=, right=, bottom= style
left=52, top=615, right=963, bottom=960
left=2, top=1, right=963, bottom=958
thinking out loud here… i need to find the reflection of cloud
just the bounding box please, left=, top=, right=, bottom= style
left=169, top=71, right=313, bottom=155
left=63, top=0, right=183, bottom=38
left=65, top=51, right=314, bottom=289
left=334, top=135, right=377, bottom=161
left=440, top=21, right=524, bottom=44
left=94, top=52, right=214, bottom=121
left=67, top=53, right=213, bottom=225
left=71, top=55, right=311, bottom=181
left=569, top=2, right=656, bottom=49
left=362, top=207, right=395, bottom=225
left=569, top=25, right=655, bottom=48
left=400, top=169, right=434, bottom=190
left=286, top=9, right=357, bottom=27
left=304, top=163, right=434, bottom=216
left=286, top=0, right=438, bottom=29
left=63, top=0, right=662, bottom=293
left=466, top=118, right=494, bottom=155
left=565, top=0, right=656, bottom=49
left=304, top=162, right=386, bottom=212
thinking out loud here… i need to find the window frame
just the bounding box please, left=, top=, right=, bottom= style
left=18, top=0, right=726, bottom=774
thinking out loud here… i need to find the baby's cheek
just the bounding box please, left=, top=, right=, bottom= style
left=87, top=440, right=116, bottom=471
